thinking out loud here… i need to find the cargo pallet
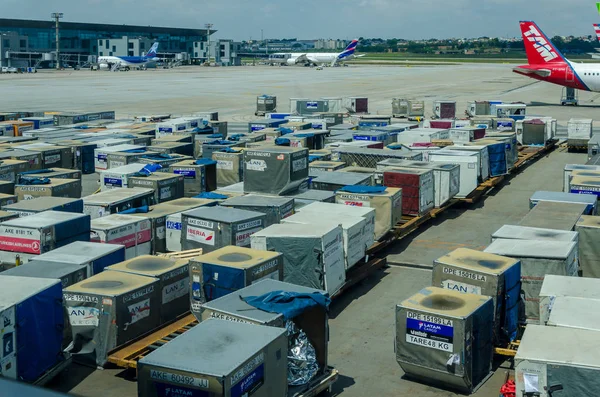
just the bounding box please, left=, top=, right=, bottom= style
left=158, top=248, right=203, bottom=260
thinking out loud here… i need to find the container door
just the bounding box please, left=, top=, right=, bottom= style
left=0, top=306, right=17, bottom=379
left=547, top=364, right=600, bottom=397
left=322, top=231, right=346, bottom=295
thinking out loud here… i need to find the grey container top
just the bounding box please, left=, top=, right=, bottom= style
left=516, top=324, right=600, bottom=366
left=184, top=206, right=265, bottom=223
left=530, top=190, right=596, bottom=207
left=83, top=188, right=154, bottom=205
left=288, top=190, right=336, bottom=201
left=547, top=297, right=600, bottom=330
left=138, top=318, right=286, bottom=377
left=3, top=197, right=81, bottom=211
left=520, top=201, right=587, bottom=230
left=2, top=260, right=84, bottom=280
left=310, top=171, right=371, bottom=185
left=245, top=146, right=307, bottom=155
left=252, top=222, right=338, bottom=238
left=492, top=225, right=578, bottom=242
left=484, top=239, right=576, bottom=259
left=540, top=275, right=600, bottom=298
left=564, top=164, right=600, bottom=172
left=0, top=275, right=61, bottom=308
left=1, top=210, right=87, bottom=228
left=203, top=279, right=325, bottom=324
left=65, top=271, right=157, bottom=296
left=33, top=241, right=124, bottom=264
left=101, top=163, right=146, bottom=174
left=221, top=195, right=294, bottom=208
left=377, top=159, right=458, bottom=172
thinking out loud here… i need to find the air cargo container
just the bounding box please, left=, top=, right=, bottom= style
left=182, top=206, right=266, bottom=253
left=189, top=246, right=283, bottom=310
left=392, top=99, right=425, bottom=118
left=83, top=187, right=155, bottom=219
left=491, top=225, right=578, bottom=245
left=243, top=147, right=309, bottom=196
left=538, top=275, right=600, bottom=325
left=251, top=222, right=346, bottom=295
left=90, top=214, right=152, bottom=259
left=169, top=159, right=217, bottom=197
left=137, top=319, right=287, bottom=397
left=127, top=173, right=184, bottom=204
left=220, top=195, right=294, bottom=227
left=14, top=178, right=81, bottom=201
left=2, top=197, right=83, bottom=217
left=567, top=118, right=593, bottom=148
left=576, top=216, right=600, bottom=278
left=64, top=272, right=160, bottom=366
left=484, top=239, right=578, bottom=324
left=94, top=144, right=145, bottom=172
left=520, top=201, right=587, bottom=231
left=332, top=147, right=422, bottom=168
left=396, top=287, right=494, bottom=393
left=0, top=276, right=64, bottom=381
left=433, top=100, right=456, bottom=119
left=100, top=163, right=146, bottom=191
left=530, top=190, right=597, bottom=215
left=383, top=168, right=434, bottom=216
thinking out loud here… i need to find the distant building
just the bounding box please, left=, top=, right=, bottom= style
left=0, top=18, right=214, bottom=67
left=97, top=36, right=154, bottom=57
left=192, top=39, right=242, bottom=66
left=314, top=39, right=345, bottom=50
left=0, top=31, right=28, bottom=67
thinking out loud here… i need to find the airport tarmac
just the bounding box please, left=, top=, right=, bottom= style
left=1, top=64, right=600, bottom=124
left=13, top=63, right=590, bottom=396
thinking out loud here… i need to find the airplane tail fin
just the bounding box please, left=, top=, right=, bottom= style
left=337, top=39, right=359, bottom=60
left=594, top=24, right=600, bottom=42
left=146, top=42, right=159, bottom=58
left=519, top=21, right=566, bottom=65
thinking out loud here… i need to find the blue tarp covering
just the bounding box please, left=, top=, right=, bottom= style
left=339, top=185, right=386, bottom=194
left=74, top=125, right=89, bottom=129
left=20, top=169, right=55, bottom=175
left=503, top=261, right=521, bottom=342
left=123, top=149, right=147, bottom=153
left=205, top=140, right=232, bottom=145
left=277, top=127, right=294, bottom=135
left=227, top=134, right=244, bottom=141
left=207, top=134, right=223, bottom=139
left=194, top=192, right=228, bottom=200
left=141, top=153, right=173, bottom=160
left=219, top=147, right=238, bottom=153
left=119, top=206, right=149, bottom=214
left=202, top=264, right=244, bottom=301
left=275, top=138, right=290, bottom=146
left=195, top=159, right=217, bottom=166
left=16, top=281, right=64, bottom=382
left=242, top=290, right=331, bottom=320
left=19, top=177, right=50, bottom=185
left=132, top=164, right=162, bottom=177
left=308, top=155, right=320, bottom=162
left=487, top=142, right=508, bottom=177
left=294, top=133, right=314, bottom=138
left=387, top=144, right=403, bottom=150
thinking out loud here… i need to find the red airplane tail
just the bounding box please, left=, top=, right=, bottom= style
left=520, top=21, right=567, bottom=65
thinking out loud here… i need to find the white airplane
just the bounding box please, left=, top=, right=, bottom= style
left=269, top=39, right=364, bottom=66
left=98, top=42, right=159, bottom=70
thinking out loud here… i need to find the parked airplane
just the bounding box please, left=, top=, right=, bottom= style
left=98, top=42, right=159, bottom=70
left=513, top=21, right=600, bottom=92
left=268, top=39, right=364, bottom=66
left=589, top=24, right=600, bottom=59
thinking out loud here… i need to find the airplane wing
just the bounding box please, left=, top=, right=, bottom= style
left=512, top=67, right=551, bottom=77
left=306, top=57, right=320, bottom=65
left=293, top=54, right=308, bottom=64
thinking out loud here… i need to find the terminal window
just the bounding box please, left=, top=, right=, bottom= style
left=128, top=42, right=134, bottom=49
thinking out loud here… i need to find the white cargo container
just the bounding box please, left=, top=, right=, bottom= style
left=251, top=222, right=346, bottom=295
left=429, top=152, right=478, bottom=198
left=484, top=240, right=578, bottom=324
left=297, top=201, right=375, bottom=251
left=99, top=163, right=146, bottom=191
left=546, top=296, right=600, bottom=331
left=567, top=118, right=593, bottom=147
left=94, top=144, right=145, bottom=172
left=539, top=275, right=600, bottom=325
left=563, top=164, right=600, bottom=192
left=491, top=225, right=578, bottom=245
left=576, top=216, right=600, bottom=278
left=515, top=325, right=600, bottom=397
left=282, top=212, right=366, bottom=269
left=83, top=187, right=155, bottom=219
left=444, top=146, right=490, bottom=182
left=90, top=214, right=152, bottom=259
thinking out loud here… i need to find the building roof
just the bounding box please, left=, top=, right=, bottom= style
left=0, top=18, right=215, bottom=36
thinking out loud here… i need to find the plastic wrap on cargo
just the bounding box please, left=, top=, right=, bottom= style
left=286, top=320, right=319, bottom=386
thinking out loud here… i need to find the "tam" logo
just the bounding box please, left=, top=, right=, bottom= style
left=524, top=25, right=558, bottom=62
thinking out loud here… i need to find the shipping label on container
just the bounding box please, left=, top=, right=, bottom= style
left=246, top=159, right=267, bottom=172
left=103, top=177, right=123, bottom=188
left=0, top=226, right=41, bottom=254
left=174, top=169, right=196, bottom=178
left=442, top=267, right=487, bottom=282
left=128, top=298, right=150, bottom=324
left=156, top=226, right=166, bottom=239
left=162, top=277, right=190, bottom=304
left=231, top=363, right=264, bottom=397
left=292, top=157, right=308, bottom=172
left=154, top=383, right=209, bottom=397
left=150, top=370, right=209, bottom=389
left=306, top=102, right=318, bottom=109
left=237, top=220, right=263, bottom=232
left=44, top=154, right=61, bottom=165
left=442, top=280, right=482, bottom=295
left=138, top=221, right=152, bottom=244
left=209, top=311, right=253, bottom=324
left=337, top=194, right=371, bottom=207
left=235, top=227, right=262, bottom=247
left=103, top=224, right=138, bottom=248
left=187, top=226, right=215, bottom=245
left=231, top=353, right=265, bottom=384
left=405, top=312, right=454, bottom=352
left=217, top=160, right=234, bottom=170
left=68, top=306, right=100, bottom=327
left=167, top=220, right=182, bottom=230
left=187, top=218, right=214, bottom=228
left=571, top=188, right=600, bottom=196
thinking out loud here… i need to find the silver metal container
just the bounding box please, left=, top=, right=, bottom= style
left=221, top=194, right=295, bottom=227
left=137, top=319, right=288, bottom=397
left=520, top=201, right=587, bottom=231
left=243, top=147, right=309, bottom=196
left=575, top=216, right=600, bottom=278
left=539, top=275, right=600, bottom=325
left=529, top=190, right=597, bottom=215
left=395, top=286, right=494, bottom=393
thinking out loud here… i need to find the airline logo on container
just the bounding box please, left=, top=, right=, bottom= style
left=523, top=24, right=558, bottom=62
left=187, top=226, right=215, bottom=245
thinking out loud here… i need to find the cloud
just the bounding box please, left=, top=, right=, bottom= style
left=2, top=0, right=599, bottom=40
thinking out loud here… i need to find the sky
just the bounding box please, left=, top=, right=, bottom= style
left=3, top=0, right=600, bottom=41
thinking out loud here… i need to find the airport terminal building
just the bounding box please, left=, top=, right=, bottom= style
left=0, top=18, right=216, bottom=67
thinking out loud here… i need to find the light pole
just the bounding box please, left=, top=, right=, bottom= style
left=51, top=12, right=63, bottom=70
left=205, top=23, right=213, bottom=62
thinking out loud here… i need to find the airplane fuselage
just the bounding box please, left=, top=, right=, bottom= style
left=98, top=56, right=158, bottom=68
left=514, top=61, right=600, bottom=92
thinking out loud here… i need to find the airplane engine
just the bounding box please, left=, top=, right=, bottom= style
left=286, top=58, right=297, bottom=66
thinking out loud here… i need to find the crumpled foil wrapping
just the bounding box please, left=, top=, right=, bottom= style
left=286, top=320, right=319, bottom=386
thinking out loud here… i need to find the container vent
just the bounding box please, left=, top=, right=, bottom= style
left=421, top=295, right=465, bottom=310
left=126, top=257, right=173, bottom=271
left=82, top=280, right=123, bottom=289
